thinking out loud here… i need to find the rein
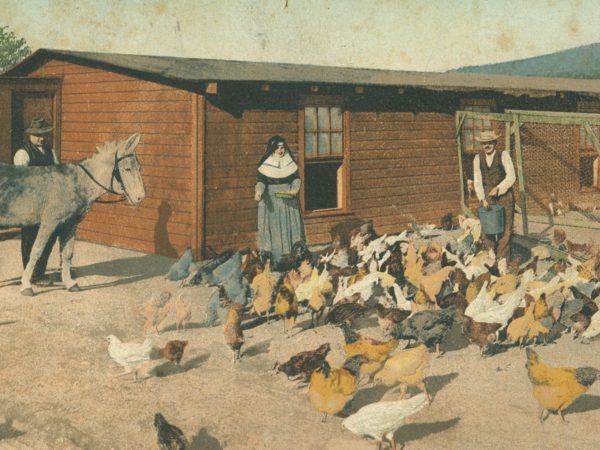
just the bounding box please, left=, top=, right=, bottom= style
left=77, top=152, right=137, bottom=204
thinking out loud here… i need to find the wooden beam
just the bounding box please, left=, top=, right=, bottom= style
left=455, top=112, right=471, bottom=216
left=512, top=114, right=528, bottom=236
left=191, top=94, right=206, bottom=259
left=584, top=122, right=600, bottom=157
left=205, top=82, right=218, bottom=94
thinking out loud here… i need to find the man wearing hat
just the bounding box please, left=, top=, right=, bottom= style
left=472, top=130, right=516, bottom=260
left=13, top=117, right=60, bottom=286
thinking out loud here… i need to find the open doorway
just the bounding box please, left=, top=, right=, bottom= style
left=11, top=91, right=56, bottom=161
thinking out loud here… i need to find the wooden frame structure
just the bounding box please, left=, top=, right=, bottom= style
left=455, top=109, right=600, bottom=236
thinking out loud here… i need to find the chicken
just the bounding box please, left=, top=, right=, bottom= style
left=224, top=302, right=245, bottom=363
left=166, top=247, right=194, bottom=281
left=391, top=306, right=456, bottom=356
left=325, top=302, right=369, bottom=326
left=372, top=344, right=430, bottom=399
left=249, top=259, right=277, bottom=323
left=581, top=310, right=600, bottom=342
left=139, top=291, right=172, bottom=335
left=526, top=348, right=599, bottom=422
left=461, top=314, right=501, bottom=356
left=274, top=274, right=298, bottom=335
left=341, top=324, right=398, bottom=375
left=376, top=303, right=411, bottom=336
left=106, top=335, right=153, bottom=381
left=159, top=340, right=188, bottom=365
left=506, top=297, right=535, bottom=347
left=308, top=287, right=327, bottom=328
left=240, top=248, right=264, bottom=283
left=175, top=294, right=192, bottom=332
left=308, top=355, right=363, bottom=421
left=465, top=272, right=492, bottom=304
left=276, top=343, right=331, bottom=382
left=342, top=393, right=428, bottom=450
left=154, top=412, right=189, bottom=450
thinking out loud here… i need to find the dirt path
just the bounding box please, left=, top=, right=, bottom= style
left=0, top=238, right=599, bottom=449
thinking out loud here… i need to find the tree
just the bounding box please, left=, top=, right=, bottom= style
left=0, top=25, right=31, bottom=73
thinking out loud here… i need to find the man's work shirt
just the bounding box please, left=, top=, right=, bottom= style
left=472, top=150, right=516, bottom=202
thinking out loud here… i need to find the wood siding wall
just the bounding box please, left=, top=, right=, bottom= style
left=204, top=102, right=298, bottom=252
left=204, top=104, right=461, bottom=253
left=31, top=60, right=194, bottom=256
left=348, top=112, right=460, bottom=236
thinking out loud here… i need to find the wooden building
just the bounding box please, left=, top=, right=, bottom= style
left=5, top=49, right=600, bottom=257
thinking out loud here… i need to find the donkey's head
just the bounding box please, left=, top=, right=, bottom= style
left=112, top=133, right=146, bottom=206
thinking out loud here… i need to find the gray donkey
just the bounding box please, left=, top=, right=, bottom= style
left=0, top=133, right=145, bottom=296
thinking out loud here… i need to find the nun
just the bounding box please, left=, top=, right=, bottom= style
left=254, top=135, right=306, bottom=267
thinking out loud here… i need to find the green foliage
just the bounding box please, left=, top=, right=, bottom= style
left=0, top=25, right=31, bottom=73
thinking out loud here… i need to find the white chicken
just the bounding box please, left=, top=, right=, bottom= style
left=106, top=335, right=153, bottom=381
left=342, top=393, right=428, bottom=450
left=582, top=310, right=600, bottom=342
left=333, top=272, right=380, bottom=305
left=464, top=281, right=495, bottom=318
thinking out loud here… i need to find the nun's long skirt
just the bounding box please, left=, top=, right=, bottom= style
left=257, top=182, right=305, bottom=266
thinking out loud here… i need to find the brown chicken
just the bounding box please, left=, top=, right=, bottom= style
left=159, top=340, right=188, bottom=365
left=465, top=272, right=492, bottom=304
left=276, top=343, right=331, bottom=382
left=526, top=348, right=599, bottom=422
left=240, top=249, right=264, bottom=283
left=175, top=294, right=192, bottom=332
left=341, top=324, right=398, bottom=375
left=308, top=355, right=364, bottom=421
left=507, top=296, right=536, bottom=347
left=461, top=314, right=501, bottom=356
left=375, top=303, right=411, bottom=336
left=224, top=302, right=245, bottom=363
left=249, top=259, right=277, bottom=323
left=325, top=302, right=369, bottom=326
left=274, top=274, right=298, bottom=335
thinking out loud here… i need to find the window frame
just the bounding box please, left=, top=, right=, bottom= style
left=460, top=99, right=496, bottom=154
left=577, top=125, right=600, bottom=192
left=298, top=96, right=351, bottom=217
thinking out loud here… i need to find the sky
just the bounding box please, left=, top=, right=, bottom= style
left=3, top=0, right=600, bottom=72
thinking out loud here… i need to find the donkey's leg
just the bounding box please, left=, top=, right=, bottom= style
left=20, top=223, right=56, bottom=296
left=59, top=224, right=79, bottom=291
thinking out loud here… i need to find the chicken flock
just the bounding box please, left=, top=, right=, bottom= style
left=111, top=215, right=600, bottom=449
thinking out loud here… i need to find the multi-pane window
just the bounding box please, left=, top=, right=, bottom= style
left=303, top=106, right=346, bottom=212
left=578, top=125, right=600, bottom=189
left=462, top=104, right=493, bottom=153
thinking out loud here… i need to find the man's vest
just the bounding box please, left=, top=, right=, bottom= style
left=479, top=150, right=513, bottom=198
left=22, top=141, right=55, bottom=167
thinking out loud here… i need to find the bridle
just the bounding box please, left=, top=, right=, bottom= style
left=77, top=151, right=137, bottom=204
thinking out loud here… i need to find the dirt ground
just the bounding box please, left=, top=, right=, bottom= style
left=1, top=236, right=600, bottom=450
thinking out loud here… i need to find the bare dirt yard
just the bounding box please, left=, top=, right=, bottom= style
left=1, top=237, right=600, bottom=450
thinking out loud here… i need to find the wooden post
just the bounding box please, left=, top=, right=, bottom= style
left=455, top=112, right=471, bottom=216
left=584, top=122, right=600, bottom=156
left=512, top=114, right=528, bottom=236
left=191, top=94, right=206, bottom=259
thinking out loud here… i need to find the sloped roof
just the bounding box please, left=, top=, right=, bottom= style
left=6, top=48, right=600, bottom=95
left=450, top=42, right=600, bottom=79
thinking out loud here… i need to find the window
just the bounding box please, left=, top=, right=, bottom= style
left=461, top=101, right=494, bottom=153
left=578, top=125, right=600, bottom=190
left=301, top=104, right=348, bottom=213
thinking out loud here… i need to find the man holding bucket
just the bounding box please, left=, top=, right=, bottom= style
left=473, top=130, right=516, bottom=260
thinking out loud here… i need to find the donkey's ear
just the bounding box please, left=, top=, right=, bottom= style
left=124, top=133, right=141, bottom=152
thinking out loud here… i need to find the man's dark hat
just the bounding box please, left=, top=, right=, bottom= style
left=25, top=117, right=53, bottom=135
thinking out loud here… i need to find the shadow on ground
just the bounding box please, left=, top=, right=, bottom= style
left=565, top=394, right=600, bottom=416
left=150, top=353, right=211, bottom=378
left=396, top=417, right=461, bottom=446
left=189, top=427, right=223, bottom=450
left=426, top=372, right=459, bottom=400
left=73, top=255, right=174, bottom=290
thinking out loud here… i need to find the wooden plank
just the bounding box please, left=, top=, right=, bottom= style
left=59, top=70, right=140, bottom=84
left=62, top=100, right=192, bottom=113
left=62, top=89, right=191, bottom=103
left=87, top=205, right=191, bottom=224
left=207, top=110, right=297, bottom=123
left=206, top=122, right=298, bottom=134
left=352, top=179, right=459, bottom=199
left=62, top=110, right=192, bottom=124
left=350, top=139, right=456, bottom=152
left=352, top=163, right=458, bottom=179
left=351, top=190, right=458, bottom=210
left=61, top=122, right=192, bottom=135
left=77, top=228, right=191, bottom=253
left=61, top=79, right=169, bottom=94
left=61, top=132, right=192, bottom=146
left=351, top=112, right=453, bottom=122
left=513, top=114, right=528, bottom=236
left=350, top=129, right=455, bottom=141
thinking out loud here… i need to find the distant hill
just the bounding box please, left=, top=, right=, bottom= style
left=450, top=43, right=600, bottom=79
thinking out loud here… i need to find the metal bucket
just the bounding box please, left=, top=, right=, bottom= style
left=477, top=204, right=505, bottom=235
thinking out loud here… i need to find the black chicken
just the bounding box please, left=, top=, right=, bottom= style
left=154, top=413, right=189, bottom=450
left=391, top=306, right=456, bottom=357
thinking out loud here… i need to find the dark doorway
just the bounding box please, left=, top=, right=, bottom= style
left=11, top=91, right=55, bottom=160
